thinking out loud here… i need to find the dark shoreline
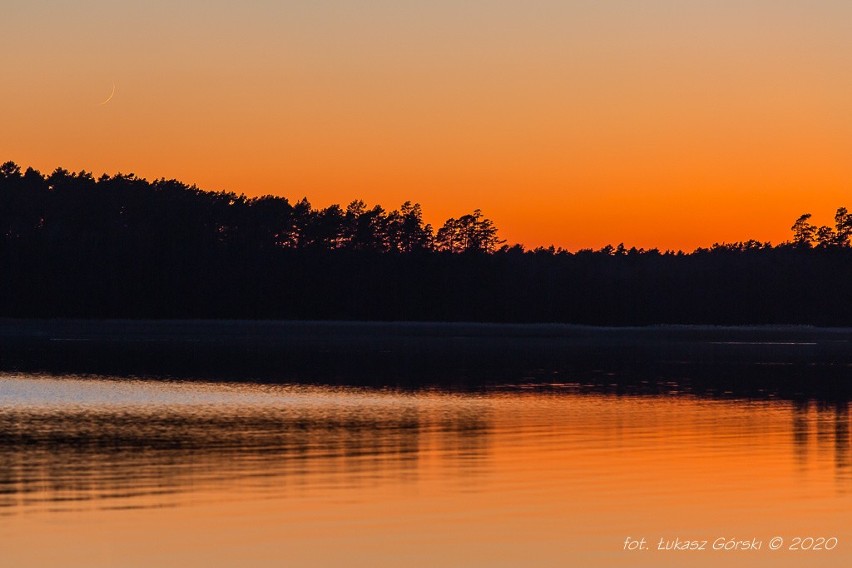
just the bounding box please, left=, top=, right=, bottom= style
left=2, top=319, right=851, bottom=400
left=4, top=317, right=852, bottom=338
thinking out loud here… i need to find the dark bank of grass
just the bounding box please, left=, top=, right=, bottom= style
left=1, top=319, right=852, bottom=400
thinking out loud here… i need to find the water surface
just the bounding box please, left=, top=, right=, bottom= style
left=0, top=374, right=849, bottom=567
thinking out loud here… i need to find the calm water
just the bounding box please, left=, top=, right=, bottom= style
left=0, top=374, right=849, bottom=567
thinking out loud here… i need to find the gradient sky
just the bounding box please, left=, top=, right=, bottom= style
left=3, top=1, right=852, bottom=250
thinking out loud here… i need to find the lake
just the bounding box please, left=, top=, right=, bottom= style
left=0, top=322, right=850, bottom=566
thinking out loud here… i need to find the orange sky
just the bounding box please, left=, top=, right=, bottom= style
left=2, top=1, right=851, bottom=250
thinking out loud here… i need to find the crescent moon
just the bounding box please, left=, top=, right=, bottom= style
left=98, top=82, right=116, bottom=106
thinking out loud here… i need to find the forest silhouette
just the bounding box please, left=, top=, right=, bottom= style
left=2, top=161, right=851, bottom=324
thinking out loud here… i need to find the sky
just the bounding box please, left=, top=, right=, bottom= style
left=3, top=1, right=852, bottom=250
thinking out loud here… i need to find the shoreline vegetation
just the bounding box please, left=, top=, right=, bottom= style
left=2, top=319, right=852, bottom=398
left=2, top=161, right=851, bottom=325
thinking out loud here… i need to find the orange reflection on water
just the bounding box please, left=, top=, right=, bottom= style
left=0, top=377, right=849, bottom=567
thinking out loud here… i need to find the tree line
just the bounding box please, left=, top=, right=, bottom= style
left=0, top=161, right=501, bottom=255
left=2, top=161, right=851, bottom=324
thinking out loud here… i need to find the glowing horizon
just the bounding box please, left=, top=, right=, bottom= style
left=3, top=1, right=851, bottom=251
